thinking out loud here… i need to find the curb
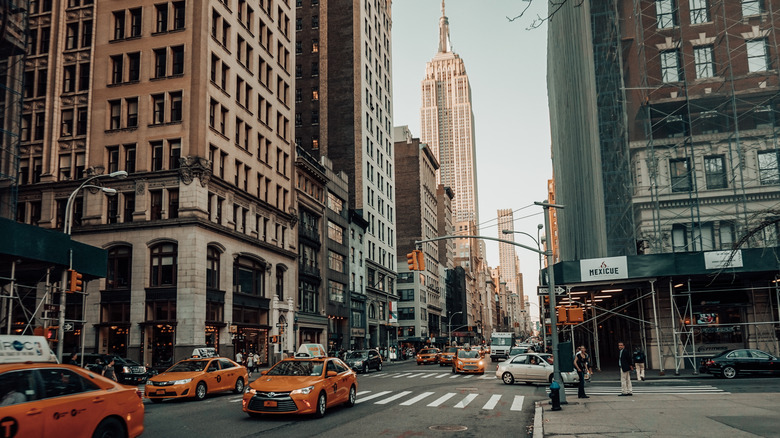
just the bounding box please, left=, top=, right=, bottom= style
left=533, top=402, right=544, bottom=438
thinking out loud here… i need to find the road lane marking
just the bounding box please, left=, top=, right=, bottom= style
left=449, top=375, right=459, bottom=379
left=510, top=395, right=525, bottom=411
left=462, top=375, right=474, bottom=379
left=406, top=373, right=425, bottom=378
left=453, top=394, right=478, bottom=408
left=478, top=375, right=494, bottom=380
left=419, top=373, right=438, bottom=378
left=436, top=374, right=448, bottom=379
left=357, top=390, right=371, bottom=396
left=400, top=391, right=435, bottom=406
left=427, top=393, right=456, bottom=407
left=481, top=394, right=502, bottom=410
left=355, top=390, right=392, bottom=404
left=375, top=391, right=412, bottom=405
left=392, top=373, right=412, bottom=378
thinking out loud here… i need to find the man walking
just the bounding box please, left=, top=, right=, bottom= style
left=617, top=342, right=633, bottom=396
left=633, top=346, right=646, bottom=381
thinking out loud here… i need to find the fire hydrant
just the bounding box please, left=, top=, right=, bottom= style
left=549, top=379, right=562, bottom=411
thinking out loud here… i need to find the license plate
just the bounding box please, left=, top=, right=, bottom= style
left=264, top=400, right=277, bottom=407
left=155, top=389, right=165, bottom=395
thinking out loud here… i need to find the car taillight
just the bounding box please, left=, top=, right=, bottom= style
left=136, top=390, right=143, bottom=399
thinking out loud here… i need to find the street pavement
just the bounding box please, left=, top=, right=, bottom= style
left=534, top=369, right=780, bottom=438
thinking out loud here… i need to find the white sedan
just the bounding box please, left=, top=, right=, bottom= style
left=495, top=353, right=579, bottom=386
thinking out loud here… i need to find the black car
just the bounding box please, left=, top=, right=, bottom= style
left=344, top=349, right=383, bottom=373
left=76, top=353, right=149, bottom=384
left=699, top=349, right=780, bottom=379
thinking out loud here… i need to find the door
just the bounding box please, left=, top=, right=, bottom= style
left=526, top=355, right=548, bottom=382
left=368, top=350, right=379, bottom=369
left=218, top=359, right=241, bottom=389
left=505, top=354, right=529, bottom=380
left=748, top=350, right=776, bottom=373
left=38, top=367, right=107, bottom=437
left=333, top=360, right=351, bottom=402
left=0, top=369, right=43, bottom=438
left=324, top=360, right=343, bottom=405
left=204, top=360, right=224, bottom=392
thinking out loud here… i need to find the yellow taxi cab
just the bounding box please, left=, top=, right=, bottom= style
left=452, top=348, right=486, bottom=374
left=416, top=347, right=441, bottom=365
left=242, top=344, right=357, bottom=418
left=437, top=346, right=458, bottom=366
left=0, top=335, right=144, bottom=438
left=145, top=356, right=248, bottom=402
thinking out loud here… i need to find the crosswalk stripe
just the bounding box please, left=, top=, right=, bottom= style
left=510, top=395, right=525, bottom=411
left=478, top=375, right=494, bottom=380
left=453, top=393, right=478, bottom=408
left=406, top=373, right=425, bottom=378
left=481, top=394, right=502, bottom=410
left=462, top=375, right=474, bottom=379
left=355, top=390, right=392, bottom=404
left=427, top=392, right=456, bottom=407
left=357, top=390, right=371, bottom=396
left=392, top=373, right=412, bottom=378
left=400, top=391, right=435, bottom=406
left=435, top=374, right=448, bottom=379
left=420, top=373, right=438, bottom=378
left=375, top=391, right=412, bottom=405
left=449, top=375, right=459, bottom=379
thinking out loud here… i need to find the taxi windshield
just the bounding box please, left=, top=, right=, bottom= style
left=458, top=350, right=479, bottom=359
left=346, top=351, right=368, bottom=359
left=420, top=349, right=436, bottom=355
left=167, top=360, right=209, bottom=372
left=446, top=347, right=459, bottom=353
left=267, top=360, right=324, bottom=376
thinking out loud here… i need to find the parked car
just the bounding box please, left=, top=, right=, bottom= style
left=495, top=353, right=579, bottom=386
left=699, top=349, right=780, bottom=379
left=344, top=349, right=383, bottom=373
left=77, top=353, right=149, bottom=385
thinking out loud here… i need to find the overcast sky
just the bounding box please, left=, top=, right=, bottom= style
left=391, top=0, right=553, bottom=320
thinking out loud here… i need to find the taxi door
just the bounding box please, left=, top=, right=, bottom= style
left=37, top=367, right=108, bottom=437
left=0, top=369, right=43, bottom=438
left=203, top=360, right=224, bottom=393
left=324, top=360, right=344, bottom=404
left=218, top=359, right=240, bottom=390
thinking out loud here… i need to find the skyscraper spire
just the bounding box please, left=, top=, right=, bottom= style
left=438, top=0, right=450, bottom=53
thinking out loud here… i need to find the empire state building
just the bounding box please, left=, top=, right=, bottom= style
left=420, top=2, right=480, bottom=226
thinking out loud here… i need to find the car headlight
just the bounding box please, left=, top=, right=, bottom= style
left=172, top=378, right=192, bottom=385
left=246, top=388, right=257, bottom=395
left=478, top=361, right=484, bottom=366
left=291, top=385, right=315, bottom=395
left=122, top=366, right=131, bottom=374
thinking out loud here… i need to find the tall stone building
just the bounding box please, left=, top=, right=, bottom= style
left=11, top=0, right=297, bottom=368
left=295, top=0, right=398, bottom=350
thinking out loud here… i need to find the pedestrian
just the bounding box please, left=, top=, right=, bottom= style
left=68, top=352, right=79, bottom=366
left=235, top=350, right=243, bottom=365
left=574, top=346, right=592, bottom=399
left=617, top=342, right=634, bottom=396
left=102, top=358, right=117, bottom=381
left=633, top=346, right=646, bottom=381
left=390, top=346, right=397, bottom=362
left=246, top=352, right=254, bottom=376
left=253, top=352, right=260, bottom=370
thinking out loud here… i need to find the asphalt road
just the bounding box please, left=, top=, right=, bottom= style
left=142, top=360, right=547, bottom=437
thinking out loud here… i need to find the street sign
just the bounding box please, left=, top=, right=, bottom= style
left=63, top=322, right=75, bottom=332
left=537, top=286, right=565, bottom=296
left=276, top=323, right=288, bottom=328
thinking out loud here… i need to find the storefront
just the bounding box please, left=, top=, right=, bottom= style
left=140, top=323, right=176, bottom=371
left=96, top=323, right=130, bottom=357
left=231, top=325, right=269, bottom=366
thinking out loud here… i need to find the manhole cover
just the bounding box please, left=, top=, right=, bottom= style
left=429, top=426, right=469, bottom=432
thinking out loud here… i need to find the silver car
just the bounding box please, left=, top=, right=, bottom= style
left=495, top=353, right=579, bottom=386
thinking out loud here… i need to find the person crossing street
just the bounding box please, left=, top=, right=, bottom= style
left=633, top=346, right=646, bottom=381
left=617, top=342, right=633, bottom=396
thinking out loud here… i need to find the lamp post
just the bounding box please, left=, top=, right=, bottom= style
left=448, top=311, right=463, bottom=346
left=58, top=170, right=127, bottom=362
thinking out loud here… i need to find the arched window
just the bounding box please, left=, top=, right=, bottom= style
left=276, top=265, right=285, bottom=299
left=106, top=245, right=132, bottom=289
left=150, top=242, right=177, bottom=286
left=207, top=246, right=220, bottom=289
left=368, top=303, right=376, bottom=319
left=233, top=257, right=265, bottom=296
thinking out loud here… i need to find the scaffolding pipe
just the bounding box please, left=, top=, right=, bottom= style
left=592, top=301, right=600, bottom=371
left=6, top=261, right=15, bottom=335
left=650, top=280, right=664, bottom=375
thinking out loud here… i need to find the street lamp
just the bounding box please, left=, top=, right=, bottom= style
left=448, top=311, right=463, bottom=346
left=58, top=170, right=127, bottom=362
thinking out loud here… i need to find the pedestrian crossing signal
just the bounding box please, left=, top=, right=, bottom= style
left=270, top=335, right=279, bottom=343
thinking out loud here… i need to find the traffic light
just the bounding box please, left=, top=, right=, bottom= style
left=270, top=335, right=279, bottom=343
left=406, top=251, right=419, bottom=271
left=415, top=250, right=425, bottom=271
left=46, top=326, right=59, bottom=342
left=68, top=269, right=83, bottom=293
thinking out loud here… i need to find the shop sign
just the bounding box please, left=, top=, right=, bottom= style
left=703, top=250, right=743, bottom=270
left=351, top=328, right=365, bottom=336
left=580, top=256, right=628, bottom=281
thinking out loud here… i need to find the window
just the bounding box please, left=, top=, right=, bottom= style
left=128, top=52, right=140, bottom=81
left=299, top=281, right=318, bottom=313
left=170, top=91, right=182, bottom=122
left=63, top=65, right=76, bottom=92
left=670, top=158, right=691, bottom=192
left=79, top=62, right=90, bottom=90
left=398, top=307, right=414, bottom=320
left=172, top=46, right=184, bottom=75
left=328, top=280, right=345, bottom=303
left=233, top=257, right=266, bottom=296
left=150, top=243, right=177, bottom=286
left=152, top=94, right=165, bottom=124
left=156, top=3, right=168, bottom=33
left=130, top=8, right=142, bottom=37
left=82, top=20, right=92, bottom=47
left=399, top=289, right=414, bottom=301
left=109, top=100, right=121, bottom=130
left=154, top=48, right=167, bottom=78
left=758, top=150, right=780, bottom=185
left=40, top=368, right=98, bottom=397
left=689, top=0, right=708, bottom=23
left=169, top=139, right=181, bottom=169
left=656, top=0, right=677, bottom=28
left=168, top=188, right=179, bottom=219
left=151, top=141, right=164, bottom=170
left=66, top=22, right=78, bottom=49
left=150, top=190, right=163, bottom=220
left=694, top=46, right=714, bottom=78
left=126, top=97, right=138, bottom=127
left=123, top=192, right=135, bottom=222
left=742, top=0, right=762, bottom=16
left=704, top=155, right=726, bottom=189
left=276, top=266, right=285, bottom=300
left=125, top=144, right=137, bottom=173
left=107, top=195, right=118, bottom=223
left=111, top=55, right=123, bottom=84
left=747, top=39, right=769, bottom=72
left=328, top=251, right=345, bottom=273
left=207, top=246, right=220, bottom=289
left=61, top=109, right=73, bottom=136
left=672, top=225, right=687, bottom=251
left=58, top=154, right=71, bottom=180
left=661, top=50, right=681, bottom=82
left=107, top=246, right=132, bottom=289
left=173, top=1, right=185, bottom=30
left=76, top=107, right=87, bottom=135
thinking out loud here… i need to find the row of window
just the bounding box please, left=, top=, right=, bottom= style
left=111, top=2, right=185, bottom=42
left=211, top=7, right=291, bottom=70
left=659, top=39, right=769, bottom=83
left=110, top=46, right=184, bottom=85
left=668, top=150, right=780, bottom=193
left=656, top=0, right=764, bottom=29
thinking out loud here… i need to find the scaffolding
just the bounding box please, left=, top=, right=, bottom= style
left=0, top=0, right=27, bottom=220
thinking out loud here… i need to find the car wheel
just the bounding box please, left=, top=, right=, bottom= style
left=91, top=417, right=125, bottom=438
left=722, top=366, right=737, bottom=379
left=195, top=382, right=207, bottom=401
left=315, top=392, right=327, bottom=418
left=377, top=362, right=382, bottom=371
left=502, top=372, right=514, bottom=385
left=234, top=378, right=245, bottom=394
left=346, top=385, right=356, bottom=408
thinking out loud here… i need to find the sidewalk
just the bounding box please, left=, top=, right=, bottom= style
left=533, top=369, right=779, bottom=438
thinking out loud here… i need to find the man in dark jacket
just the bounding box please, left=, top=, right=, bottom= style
left=618, top=342, right=633, bottom=396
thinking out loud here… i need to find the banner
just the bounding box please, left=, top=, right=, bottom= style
left=388, top=301, right=397, bottom=324
left=579, top=256, right=628, bottom=281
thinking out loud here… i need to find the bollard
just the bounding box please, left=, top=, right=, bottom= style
left=549, top=379, right=562, bottom=411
